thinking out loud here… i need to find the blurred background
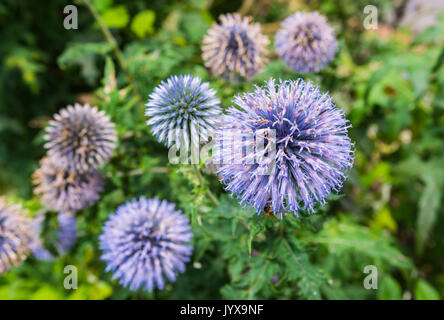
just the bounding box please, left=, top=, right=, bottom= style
left=1, top=0, right=444, bottom=300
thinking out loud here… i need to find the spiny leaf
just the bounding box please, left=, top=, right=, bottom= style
left=312, top=216, right=413, bottom=270
left=416, top=174, right=442, bottom=253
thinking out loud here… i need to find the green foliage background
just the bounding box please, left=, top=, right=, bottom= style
left=1, top=0, right=444, bottom=300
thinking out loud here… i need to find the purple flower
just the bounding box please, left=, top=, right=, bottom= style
left=57, top=212, right=77, bottom=254
left=0, top=198, right=32, bottom=274
left=275, top=11, right=338, bottom=73
left=202, top=13, right=269, bottom=80
left=214, top=78, right=354, bottom=218
left=145, top=75, right=221, bottom=153
left=29, top=211, right=77, bottom=260
left=33, top=157, right=104, bottom=213
left=99, top=197, right=193, bottom=292
left=29, top=214, right=53, bottom=260
left=44, top=103, right=117, bottom=174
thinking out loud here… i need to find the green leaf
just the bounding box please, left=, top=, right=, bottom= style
left=360, top=162, right=392, bottom=189
left=396, top=157, right=444, bottom=254
left=58, top=42, right=114, bottom=84
left=247, top=223, right=265, bottom=255
left=416, top=174, right=442, bottom=253
left=0, top=118, right=24, bottom=134
left=244, top=255, right=279, bottom=299
left=29, top=286, right=64, bottom=300
left=371, top=206, right=397, bottom=233
left=102, top=5, right=129, bottom=28
left=312, top=216, right=413, bottom=270
left=131, top=10, right=155, bottom=38
left=279, top=237, right=324, bottom=299
left=378, top=276, right=402, bottom=300
left=415, top=280, right=440, bottom=300
left=180, top=11, right=211, bottom=44
left=413, top=13, right=444, bottom=45
left=68, top=281, right=113, bottom=300
left=4, top=46, right=46, bottom=93
left=92, top=0, right=113, bottom=12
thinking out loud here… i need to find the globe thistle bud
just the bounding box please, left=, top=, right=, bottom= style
left=202, top=13, right=269, bottom=80
left=29, top=211, right=77, bottom=260
left=145, top=75, right=221, bottom=153
left=214, top=78, right=354, bottom=218
left=99, top=197, right=193, bottom=292
left=275, top=11, right=338, bottom=73
left=44, top=103, right=117, bottom=174
left=33, top=157, right=104, bottom=213
left=0, top=198, right=32, bottom=274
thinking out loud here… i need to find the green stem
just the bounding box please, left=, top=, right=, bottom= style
left=192, top=164, right=220, bottom=207
left=81, top=0, right=144, bottom=111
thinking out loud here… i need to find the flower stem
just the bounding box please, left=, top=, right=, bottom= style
left=81, top=0, right=144, bottom=111
left=192, top=164, right=220, bottom=207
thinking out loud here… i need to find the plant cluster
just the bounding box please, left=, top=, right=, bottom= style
left=1, top=0, right=444, bottom=300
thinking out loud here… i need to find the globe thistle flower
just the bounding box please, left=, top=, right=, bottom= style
left=29, top=214, right=53, bottom=260
left=275, top=11, right=338, bottom=73
left=57, top=211, right=77, bottom=254
left=29, top=211, right=77, bottom=260
left=0, top=198, right=32, bottom=274
left=33, top=157, right=104, bottom=213
left=99, top=197, right=193, bottom=292
left=213, top=78, right=354, bottom=218
left=202, top=13, right=269, bottom=80
left=44, top=103, right=117, bottom=174
left=145, top=75, right=221, bottom=153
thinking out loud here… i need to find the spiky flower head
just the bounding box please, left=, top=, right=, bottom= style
left=33, top=157, right=104, bottom=213
left=145, top=75, right=221, bottom=153
left=202, top=13, right=269, bottom=80
left=0, top=198, right=32, bottom=274
left=30, top=211, right=77, bottom=260
left=44, top=103, right=117, bottom=174
left=99, top=197, right=193, bottom=292
left=275, top=11, right=338, bottom=73
left=213, top=78, right=354, bottom=218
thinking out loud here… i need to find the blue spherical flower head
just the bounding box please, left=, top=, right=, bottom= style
left=275, top=11, right=338, bottom=73
left=145, top=75, right=221, bottom=153
left=29, top=213, right=53, bottom=261
left=57, top=212, right=77, bottom=254
left=214, top=78, right=354, bottom=218
left=99, top=197, right=193, bottom=292
left=0, top=198, right=32, bottom=274
left=202, top=13, right=269, bottom=80
left=29, top=211, right=77, bottom=260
